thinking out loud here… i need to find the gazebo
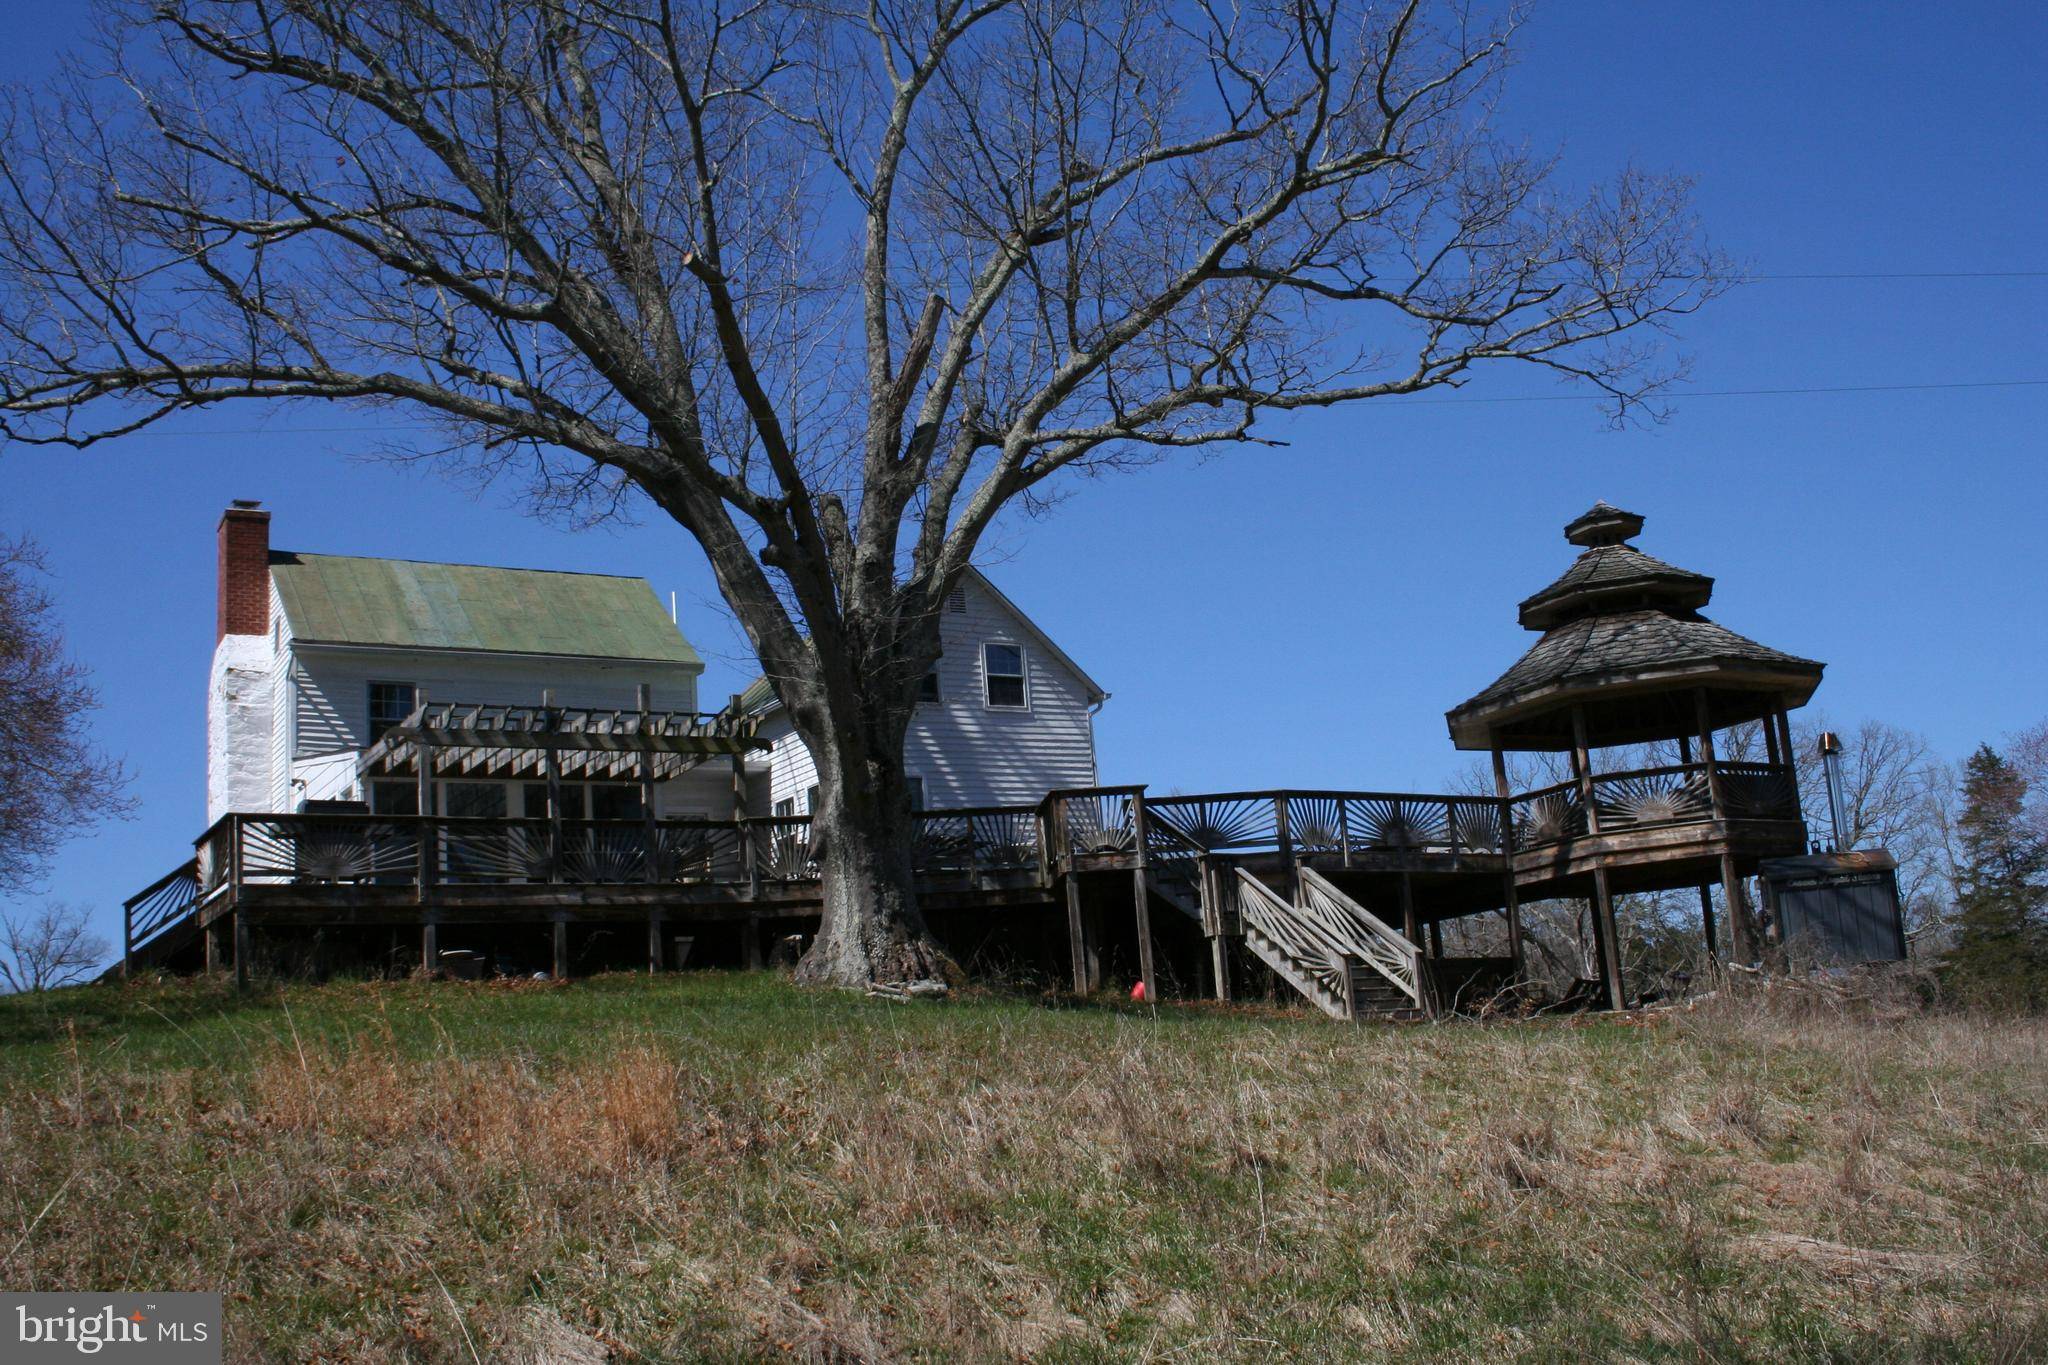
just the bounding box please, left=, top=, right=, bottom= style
left=1446, top=502, right=1823, bottom=1007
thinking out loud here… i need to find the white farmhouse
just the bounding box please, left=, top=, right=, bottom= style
left=204, top=502, right=1105, bottom=824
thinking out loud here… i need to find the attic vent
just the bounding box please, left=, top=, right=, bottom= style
left=946, top=587, right=967, bottom=614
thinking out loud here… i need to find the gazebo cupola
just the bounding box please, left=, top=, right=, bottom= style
left=1446, top=502, right=1824, bottom=755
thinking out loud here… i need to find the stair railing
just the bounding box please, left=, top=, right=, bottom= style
left=1296, top=866, right=1422, bottom=1007
left=1233, top=868, right=1355, bottom=1005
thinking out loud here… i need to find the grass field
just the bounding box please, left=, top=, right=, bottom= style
left=1, top=972, right=2043, bottom=1362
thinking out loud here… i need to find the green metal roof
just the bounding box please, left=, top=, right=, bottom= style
left=270, top=552, right=702, bottom=666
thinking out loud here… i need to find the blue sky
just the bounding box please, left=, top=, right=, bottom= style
left=3, top=2, right=2045, bottom=950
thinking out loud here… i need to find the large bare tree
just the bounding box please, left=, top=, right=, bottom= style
left=0, top=0, right=1724, bottom=985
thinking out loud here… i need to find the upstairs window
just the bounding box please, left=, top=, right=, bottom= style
left=367, top=681, right=416, bottom=743
left=774, top=796, right=796, bottom=818
left=918, top=668, right=941, bottom=704
left=983, top=643, right=1027, bottom=710
left=907, top=776, right=926, bottom=811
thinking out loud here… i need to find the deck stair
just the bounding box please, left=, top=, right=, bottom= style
left=1233, top=866, right=1426, bottom=1020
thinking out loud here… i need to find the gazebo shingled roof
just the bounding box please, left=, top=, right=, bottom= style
left=1446, top=504, right=1824, bottom=751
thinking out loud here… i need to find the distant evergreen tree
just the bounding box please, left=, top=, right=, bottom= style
left=1942, top=746, right=2048, bottom=1009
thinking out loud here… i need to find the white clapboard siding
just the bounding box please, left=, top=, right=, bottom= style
left=288, top=648, right=701, bottom=759
left=762, top=573, right=1100, bottom=811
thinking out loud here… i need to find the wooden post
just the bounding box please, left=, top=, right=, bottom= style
left=1694, top=689, right=1725, bottom=820
left=1491, top=743, right=1524, bottom=974
left=648, top=911, right=665, bottom=973
left=1697, top=883, right=1719, bottom=962
left=1427, top=918, right=1443, bottom=961
left=543, top=689, right=564, bottom=884
left=1775, top=710, right=1796, bottom=772
left=203, top=917, right=221, bottom=976
left=1205, top=859, right=1232, bottom=1003
left=121, top=906, right=134, bottom=980
left=415, top=689, right=436, bottom=897
left=1588, top=866, right=1624, bottom=1010
left=552, top=916, right=569, bottom=980
left=421, top=918, right=438, bottom=976
left=1275, top=794, right=1298, bottom=903
left=1763, top=709, right=1782, bottom=765
left=233, top=911, right=251, bottom=992
left=637, top=684, right=661, bottom=881
left=743, top=916, right=764, bottom=971
left=1720, top=851, right=1757, bottom=965
left=1131, top=792, right=1159, bottom=1006
left=1571, top=705, right=1600, bottom=835
left=1063, top=873, right=1093, bottom=993
left=1398, top=871, right=1420, bottom=946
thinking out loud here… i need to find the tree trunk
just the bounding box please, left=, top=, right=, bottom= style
left=787, top=689, right=955, bottom=988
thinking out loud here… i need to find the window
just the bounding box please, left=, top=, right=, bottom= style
left=918, top=668, right=941, bottom=703
left=983, top=642, right=1027, bottom=709
left=774, top=797, right=796, bottom=818
left=522, top=784, right=587, bottom=819
left=370, top=781, right=419, bottom=816
left=444, top=782, right=507, bottom=819
left=367, top=681, right=416, bottom=742
left=590, top=784, right=645, bottom=821
left=805, top=785, right=820, bottom=815
left=906, top=776, right=926, bottom=811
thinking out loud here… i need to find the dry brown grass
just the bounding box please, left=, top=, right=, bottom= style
left=0, top=972, right=2043, bottom=1361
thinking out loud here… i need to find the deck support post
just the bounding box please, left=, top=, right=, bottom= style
left=233, top=911, right=251, bottom=992
left=1719, top=852, right=1757, bottom=967
left=1697, top=883, right=1719, bottom=963
left=1203, top=859, right=1232, bottom=1003
left=421, top=918, right=438, bottom=976
left=1492, top=744, right=1525, bottom=976
left=203, top=916, right=222, bottom=977
left=647, top=911, right=665, bottom=973
left=1063, top=873, right=1094, bottom=994
left=1775, top=710, right=1796, bottom=770
left=744, top=916, right=764, bottom=971
left=1589, top=866, right=1625, bottom=1011
left=551, top=916, right=569, bottom=981
left=1130, top=792, right=1159, bottom=1004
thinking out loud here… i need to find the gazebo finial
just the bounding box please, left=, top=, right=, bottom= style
left=1564, top=501, right=1644, bottom=548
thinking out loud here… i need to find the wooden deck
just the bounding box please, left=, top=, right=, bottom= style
left=123, top=761, right=1808, bottom=1015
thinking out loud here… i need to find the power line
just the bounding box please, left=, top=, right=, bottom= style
left=53, top=376, right=2048, bottom=438
left=1745, top=270, right=2048, bottom=281
left=1397, top=378, right=2048, bottom=406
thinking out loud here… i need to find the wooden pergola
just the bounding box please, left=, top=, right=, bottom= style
left=356, top=687, right=770, bottom=808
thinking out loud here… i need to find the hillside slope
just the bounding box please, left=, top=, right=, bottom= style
left=1, top=974, right=2042, bottom=1361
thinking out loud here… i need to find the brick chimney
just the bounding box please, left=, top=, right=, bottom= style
left=216, top=500, right=272, bottom=642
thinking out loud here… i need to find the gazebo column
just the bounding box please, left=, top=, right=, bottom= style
left=1572, top=705, right=1625, bottom=1010
left=1695, top=690, right=1758, bottom=962
left=1491, top=744, right=1525, bottom=975
left=1678, top=735, right=1719, bottom=964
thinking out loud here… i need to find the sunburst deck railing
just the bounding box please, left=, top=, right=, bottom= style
left=124, top=766, right=1803, bottom=967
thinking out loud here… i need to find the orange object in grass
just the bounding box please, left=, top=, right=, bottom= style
left=1130, top=980, right=1147, bottom=1002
